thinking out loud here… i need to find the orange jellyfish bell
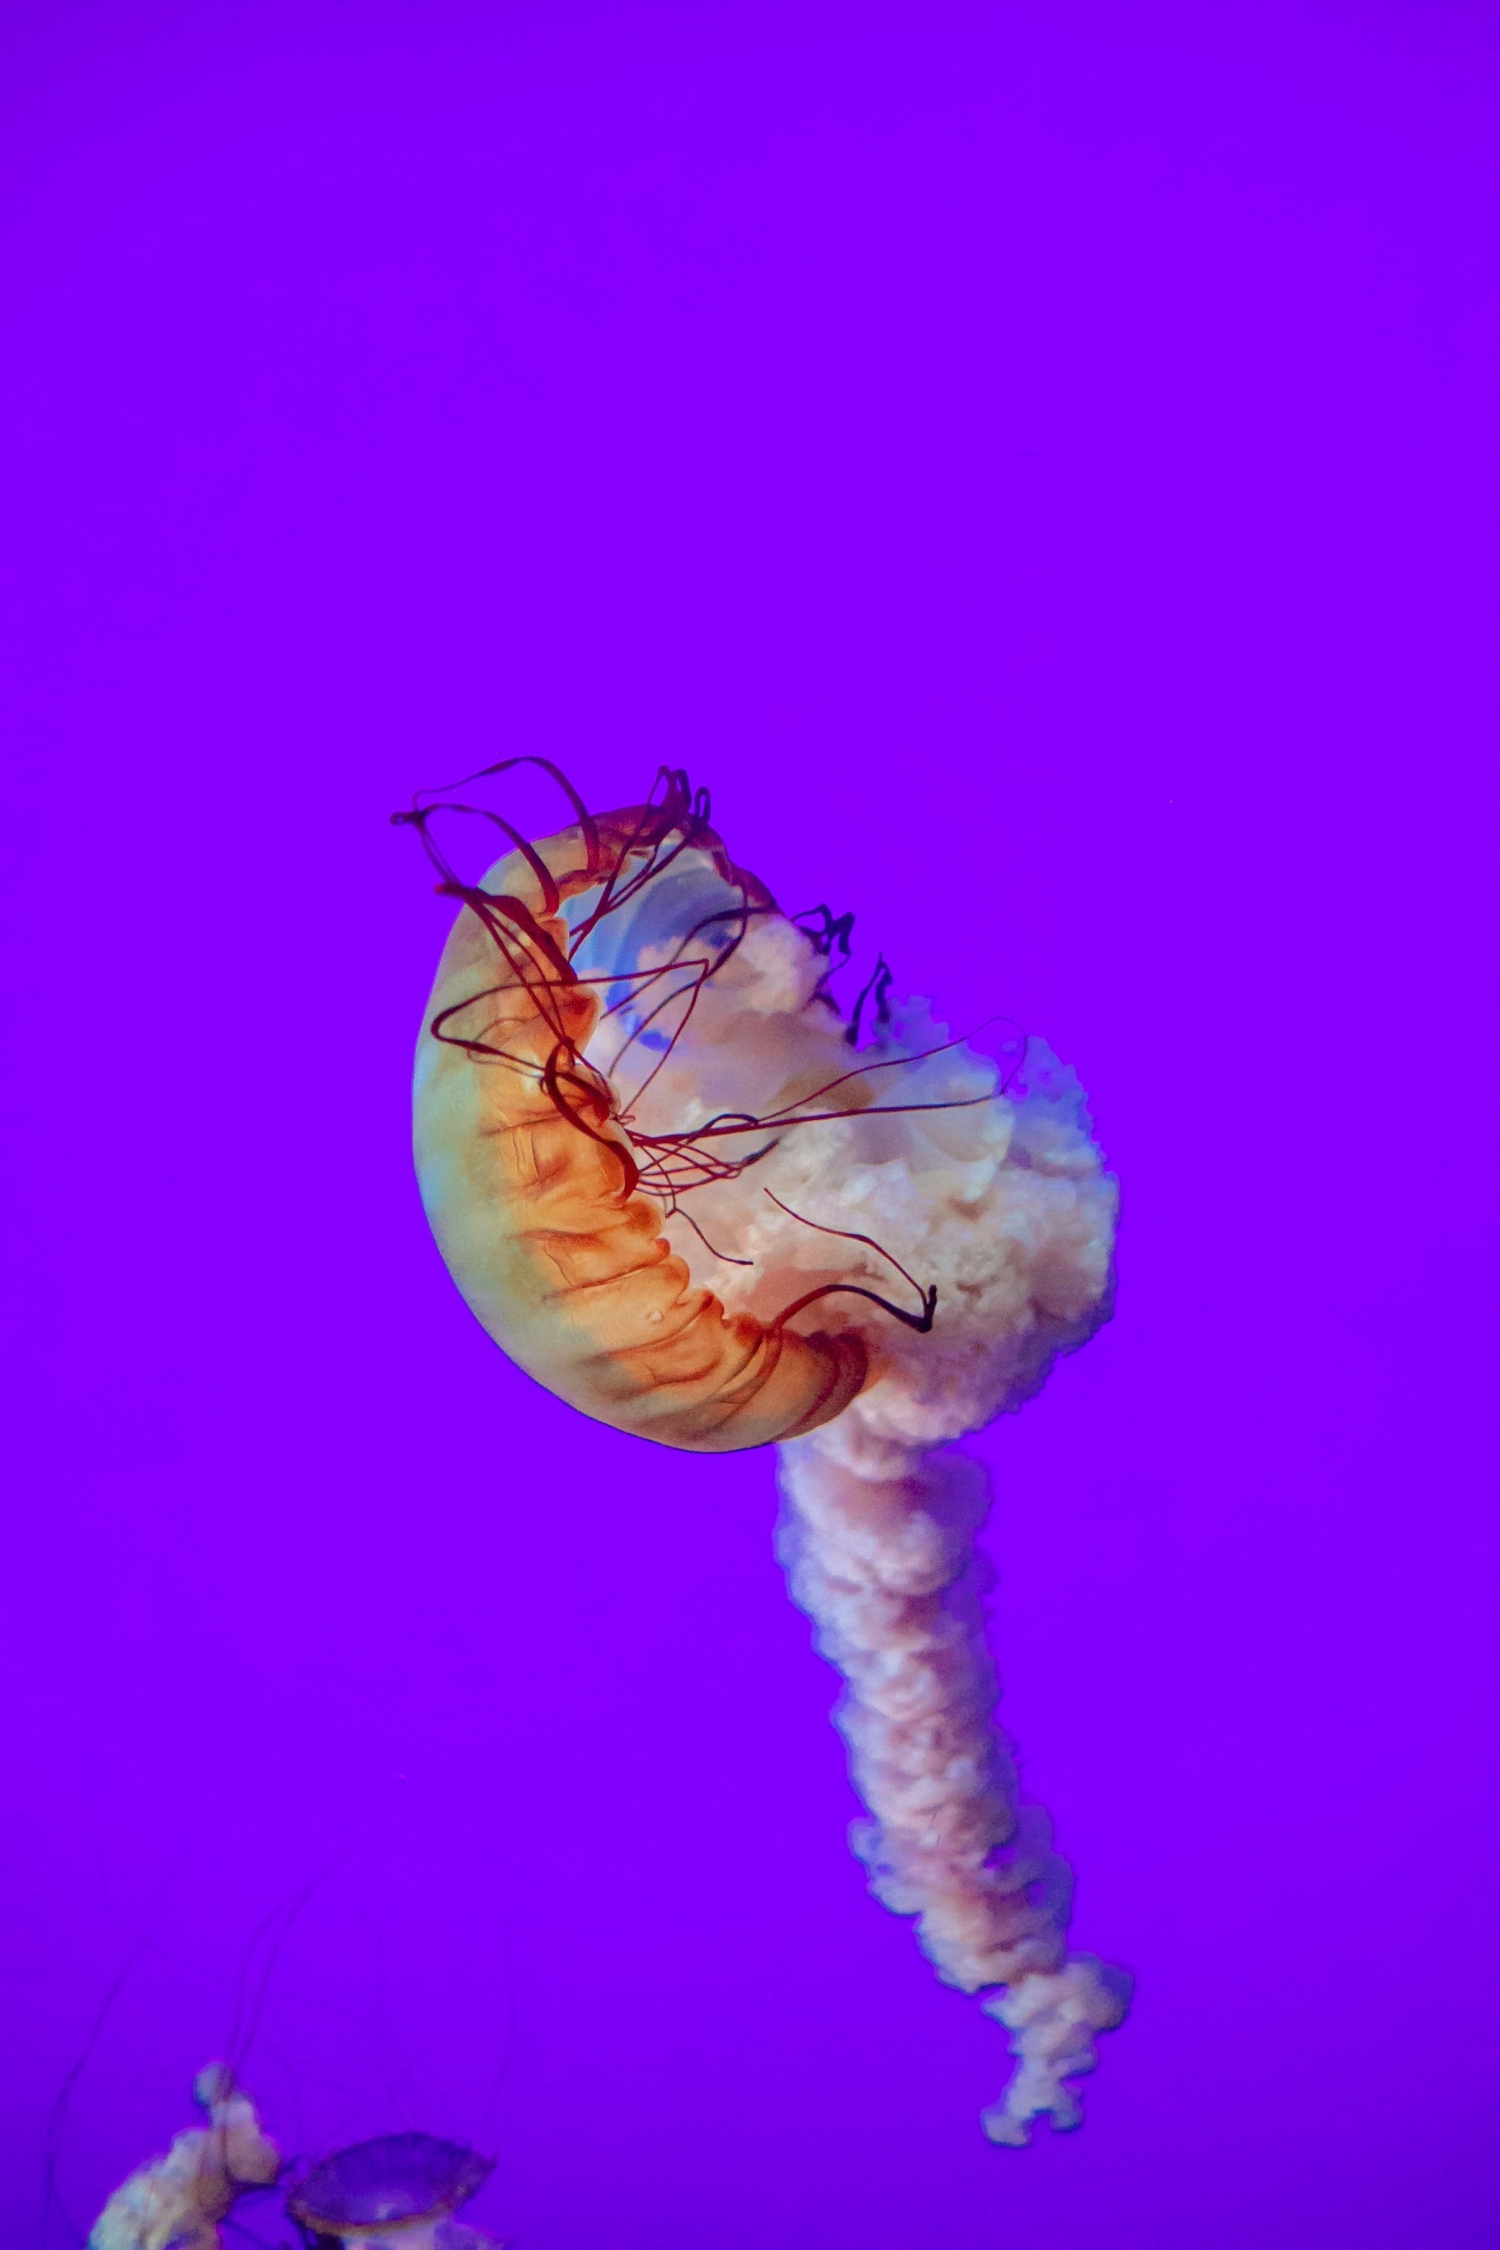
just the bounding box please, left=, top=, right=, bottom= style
left=407, top=763, right=871, bottom=1452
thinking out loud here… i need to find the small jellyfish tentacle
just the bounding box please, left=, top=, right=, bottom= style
left=845, top=950, right=894, bottom=1047
left=761, top=1189, right=938, bottom=1331
left=776, top=1430, right=1131, bottom=2142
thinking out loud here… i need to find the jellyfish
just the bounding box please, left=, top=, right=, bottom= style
left=88, top=2065, right=280, bottom=2250
left=90, top=2076, right=504, bottom=2250
left=286, top=2132, right=498, bottom=2248
left=400, top=762, right=1129, bottom=2142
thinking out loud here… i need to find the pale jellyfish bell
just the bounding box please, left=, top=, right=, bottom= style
left=401, top=760, right=1130, bottom=2144
left=286, top=2132, right=496, bottom=2248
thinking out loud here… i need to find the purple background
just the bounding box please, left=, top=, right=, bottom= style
left=2, top=3, right=1497, bottom=2244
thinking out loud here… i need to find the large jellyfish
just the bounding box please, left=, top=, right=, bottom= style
left=400, top=763, right=1128, bottom=2142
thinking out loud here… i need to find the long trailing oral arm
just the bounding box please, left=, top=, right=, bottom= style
left=777, top=1428, right=1130, bottom=2143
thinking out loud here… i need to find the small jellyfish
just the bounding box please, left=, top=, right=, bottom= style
left=88, top=2065, right=280, bottom=2250
left=286, top=2131, right=498, bottom=2248
left=90, top=2083, right=503, bottom=2250
left=400, top=763, right=1129, bottom=2141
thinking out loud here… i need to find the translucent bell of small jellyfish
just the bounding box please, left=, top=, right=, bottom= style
left=286, top=2131, right=498, bottom=2249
